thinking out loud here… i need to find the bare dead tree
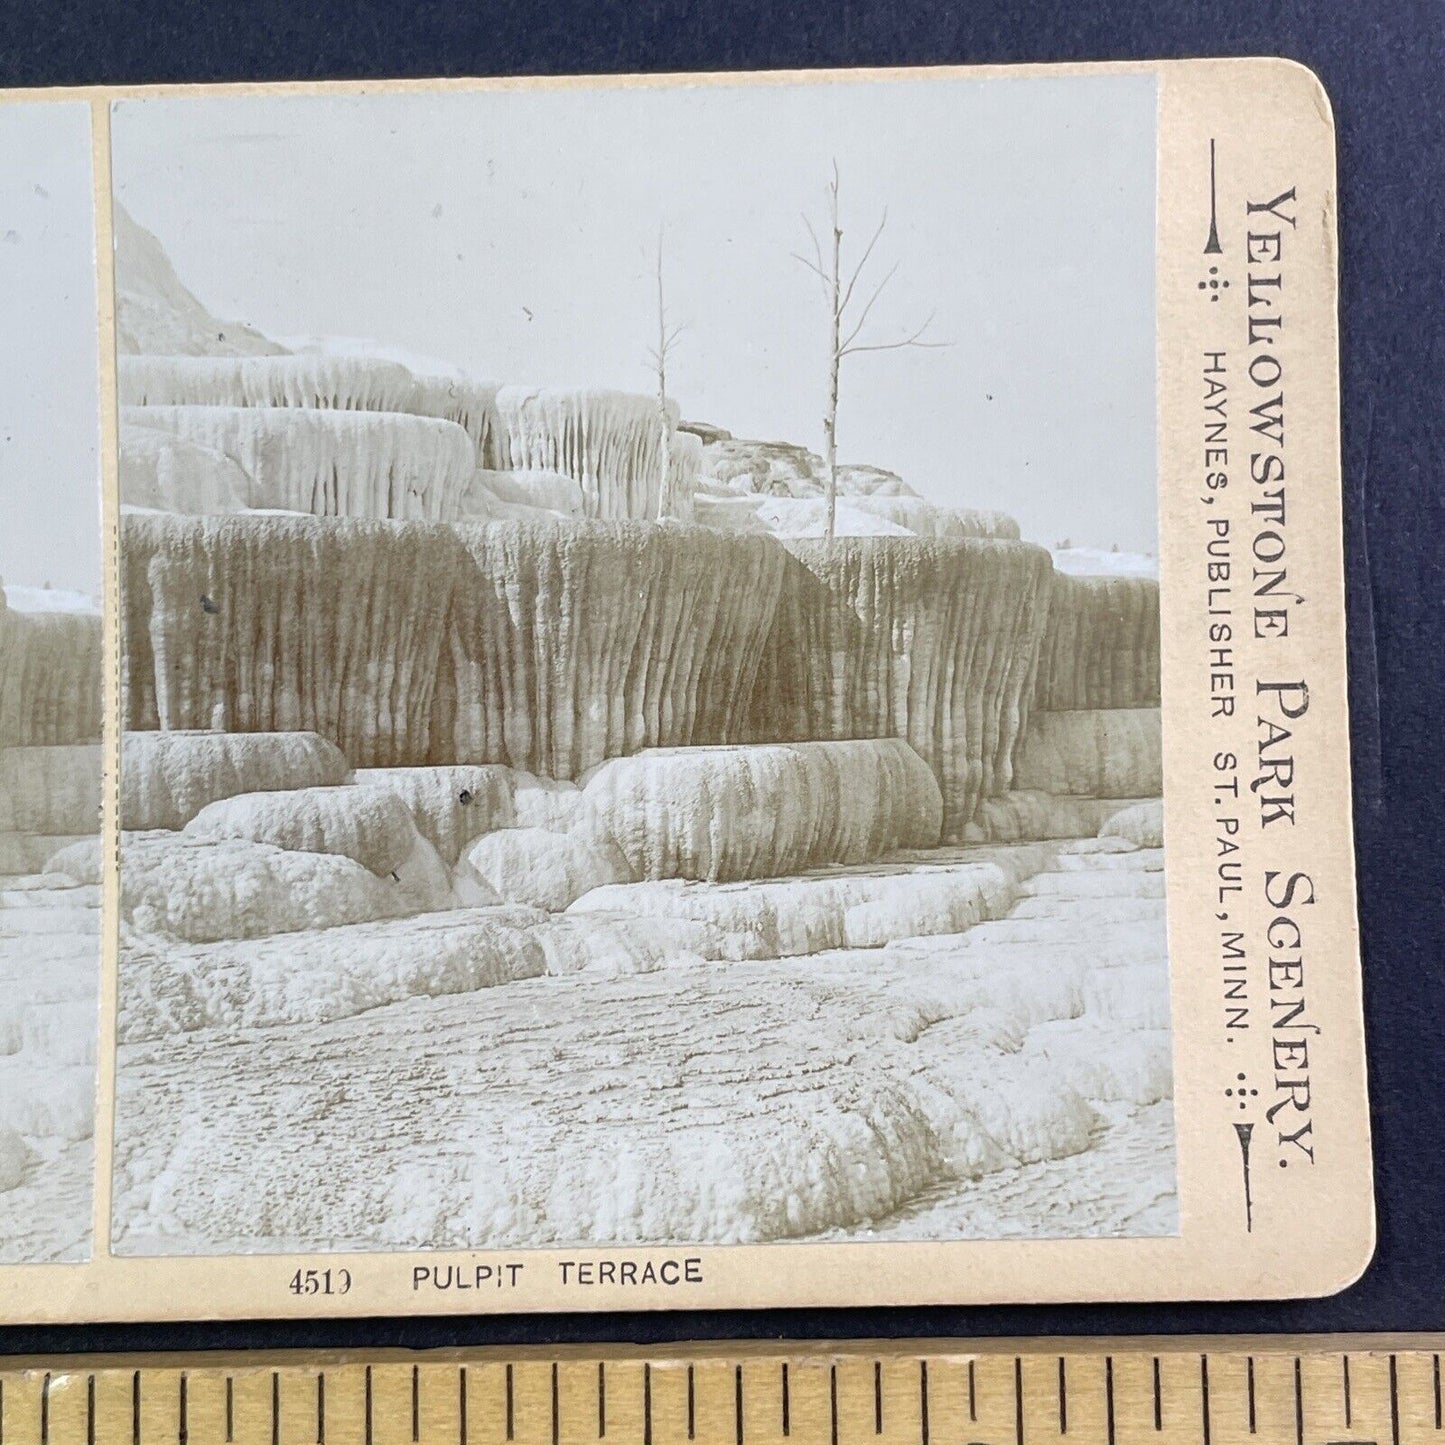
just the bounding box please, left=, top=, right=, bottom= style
left=793, top=162, right=947, bottom=544
left=645, top=226, right=687, bottom=519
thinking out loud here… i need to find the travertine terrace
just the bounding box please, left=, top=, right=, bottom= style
left=95, top=204, right=1174, bottom=1252
left=0, top=586, right=102, bottom=1262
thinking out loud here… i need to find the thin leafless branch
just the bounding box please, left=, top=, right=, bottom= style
left=790, top=250, right=831, bottom=289
left=840, top=312, right=950, bottom=357
left=802, top=213, right=826, bottom=276
left=839, top=207, right=889, bottom=316
left=839, top=258, right=900, bottom=353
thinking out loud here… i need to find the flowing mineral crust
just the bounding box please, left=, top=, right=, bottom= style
left=78, top=208, right=1175, bottom=1253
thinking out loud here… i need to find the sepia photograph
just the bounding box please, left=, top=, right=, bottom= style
left=0, top=99, right=104, bottom=1263
left=100, top=73, right=1175, bottom=1257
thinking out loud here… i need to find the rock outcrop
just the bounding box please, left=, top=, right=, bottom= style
left=475, top=468, right=584, bottom=517
left=120, top=355, right=505, bottom=471
left=696, top=494, right=909, bottom=539
left=114, top=202, right=285, bottom=358
left=1012, top=708, right=1163, bottom=798
left=749, top=537, right=1054, bottom=839
left=122, top=406, right=478, bottom=521
left=121, top=730, right=350, bottom=830
left=119, top=355, right=422, bottom=413
left=112, top=830, right=1172, bottom=1252
left=101, top=209, right=1176, bottom=1257
left=353, top=765, right=518, bottom=861
left=118, top=905, right=551, bottom=1040
left=120, top=426, right=251, bottom=514
left=1033, top=574, right=1160, bottom=710
left=570, top=844, right=1056, bottom=960
left=584, top=740, right=942, bottom=883
left=124, top=517, right=791, bottom=778
left=964, top=790, right=1154, bottom=844
left=0, top=869, right=100, bottom=1262
left=1100, top=799, right=1165, bottom=848
left=431, top=522, right=787, bottom=777
left=118, top=833, right=416, bottom=943
left=700, top=437, right=822, bottom=496
left=0, top=597, right=103, bottom=748
left=184, top=786, right=422, bottom=878
left=122, top=517, right=463, bottom=768
left=495, top=388, right=672, bottom=521
left=510, top=776, right=590, bottom=832
left=844, top=496, right=1021, bottom=542
left=465, top=828, right=628, bottom=911
left=735, top=496, right=1022, bottom=543
left=0, top=747, right=102, bottom=835
left=834, top=464, right=914, bottom=497
left=406, top=375, right=501, bottom=468
left=117, top=904, right=737, bottom=1043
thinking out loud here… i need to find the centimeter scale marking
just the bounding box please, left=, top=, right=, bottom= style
left=0, top=1341, right=1442, bottom=1445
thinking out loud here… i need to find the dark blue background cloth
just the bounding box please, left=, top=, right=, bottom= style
left=1, top=0, right=1441, bottom=1353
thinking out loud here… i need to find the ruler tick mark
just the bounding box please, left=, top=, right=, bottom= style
left=318, top=1371, right=326, bottom=1445
left=86, top=1375, right=95, bottom=1445
left=599, top=1362, right=607, bottom=1437
left=968, top=1361, right=977, bottom=1423
left=365, top=1366, right=374, bottom=1445
left=830, top=1365, right=839, bottom=1445
left=1105, top=1357, right=1115, bottom=1445
left=1152, top=1358, right=1162, bottom=1431
left=875, top=1361, right=884, bottom=1435
left=132, top=1370, right=141, bottom=1445
left=1200, top=1357, right=1211, bottom=1445
left=272, top=1372, right=280, bottom=1445
left=227, top=1377, right=235, bottom=1444
left=687, top=1366, right=696, bottom=1441
left=735, top=1365, right=745, bottom=1445
left=1015, top=1357, right=1025, bottom=1445
left=1434, top=1354, right=1442, bottom=1430
left=179, top=1373, right=188, bottom=1445
left=555, top=1363, right=563, bottom=1445
left=643, top=1363, right=652, bottom=1445
left=1293, top=1358, right=1303, bottom=1445
left=39, top=1374, right=49, bottom=1445
left=1058, top=1358, right=1067, bottom=1435
left=1343, top=1355, right=1352, bottom=1427
left=1391, top=1354, right=1401, bottom=1445
left=1247, top=1357, right=1256, bottom=1435
left=412, top=1365, right=420, bottom=1443
left=921, top=1361, right=930, bottom=1445
left=507, top=1364, right=515, bottom=1441
left=461, top=1366, right=470, bottom=1445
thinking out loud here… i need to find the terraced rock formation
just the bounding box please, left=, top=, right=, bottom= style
left=750, top=537, right=1055, bottom=839
left=0, top=593, right=103, bottom=748
left=110, top=835, right=1171, bottom=1252
left=0, top=587, right=102, bottom=1261
left=102, top=214, right=1173, bottom=1255
left=1033, top=573, right=1160, bottom=711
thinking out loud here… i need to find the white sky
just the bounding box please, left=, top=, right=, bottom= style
left=0, top=102, right=101, bottom=596
left=112, top=73, right=1158, bottom=552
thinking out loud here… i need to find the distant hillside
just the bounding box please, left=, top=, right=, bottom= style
left=114, top=202, right=286, bottom=358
